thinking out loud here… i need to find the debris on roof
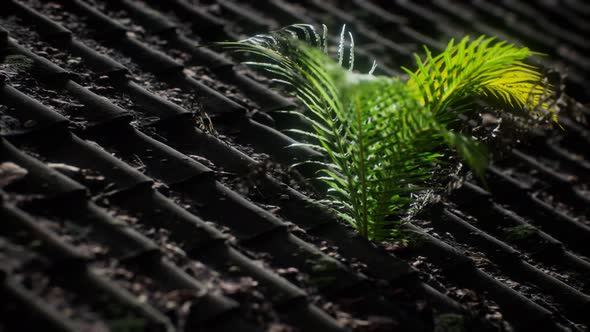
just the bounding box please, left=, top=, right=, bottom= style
left=1, top=1, right=589, bottom=331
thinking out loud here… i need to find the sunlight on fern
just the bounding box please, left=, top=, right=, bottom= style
left=403, top=36, right=558, bottom=122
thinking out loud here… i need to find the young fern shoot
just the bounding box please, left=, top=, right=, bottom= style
left=218, top=24, right=555, bottom=241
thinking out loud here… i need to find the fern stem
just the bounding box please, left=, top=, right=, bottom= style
left=354, top=97, right=369, bottom=239
left=329, top=101, right=361, bottom=234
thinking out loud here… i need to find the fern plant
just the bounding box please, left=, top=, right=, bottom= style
left=218, top=24, right=556, bottom=241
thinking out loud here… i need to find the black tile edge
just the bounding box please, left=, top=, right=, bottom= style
left=119, top=37, right=184, bottom=75
left=118, top=0, right=177, bottom=35
left=81, top=269, right=176, bottom=331
left=0, top=137, right=87, bottom=199
left=121, top=80, right=190, bottom=121
left=196, top=244, right=347, bottom=331
left=285, top=300, right=350, bottom=332
left=155, top=119, right=257, bottom=174
left=310, top=221, right=416, bottom=282
left=0, top=83, right=69, bottom=135
left=173, top=179, right=287, bottom=240
left=154, top=259, right=240, bottom=323
left=238, top=118, right=323, bottom=165
left=110, top=188, right=227, bottom=251
left=96, top=126, right=214, bottom=186
left=63, top=81, right=133, bottom=125
left=50, top=133, right=153, bottom=193
left=144, top=0, right=231, bottom=41
left=0, top=24, right=8, bottom=43
left=403, top=223, right=564, bottom=331
left=172, top=74, right=247, bottom=115
left=1, top=203, right=91, bottom=264
left=85, top=202, right=161, bottom=260
left=8, top=0, right=72, bottom=41
left=1, top=278, right=79, bottom=332
left=5, top=38, right=73, bottom=84
left=440, top=209, right=590, bottom=320
left=67, top=0, right=128, bottom=38
left=70, top=39, right=129, bottom=77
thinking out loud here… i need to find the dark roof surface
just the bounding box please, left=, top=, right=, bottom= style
left=1, top=0, right=589, bottom=331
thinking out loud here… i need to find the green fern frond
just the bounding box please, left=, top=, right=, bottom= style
left=403, top=36, right=557, bottom=122
left=218, top=25, right=556, bottom=241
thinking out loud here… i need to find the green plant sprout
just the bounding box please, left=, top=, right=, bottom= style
left=219, top=24, right=557, bottom=241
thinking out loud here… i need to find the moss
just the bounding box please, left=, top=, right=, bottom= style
left=402, top=230, right=428, bottom=249
left=504, top=224, right=537, bottom=242
left=102, top=303, right=147, bottom=332
left=307, top=257, right=338, bottom=287
left=309, top=257, right=339, bottom=273
left=0, top=54, right=34, bottom=74
left=109, top=315, right=147, bottom=332
left=434, top=313, right=466, bottom=332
